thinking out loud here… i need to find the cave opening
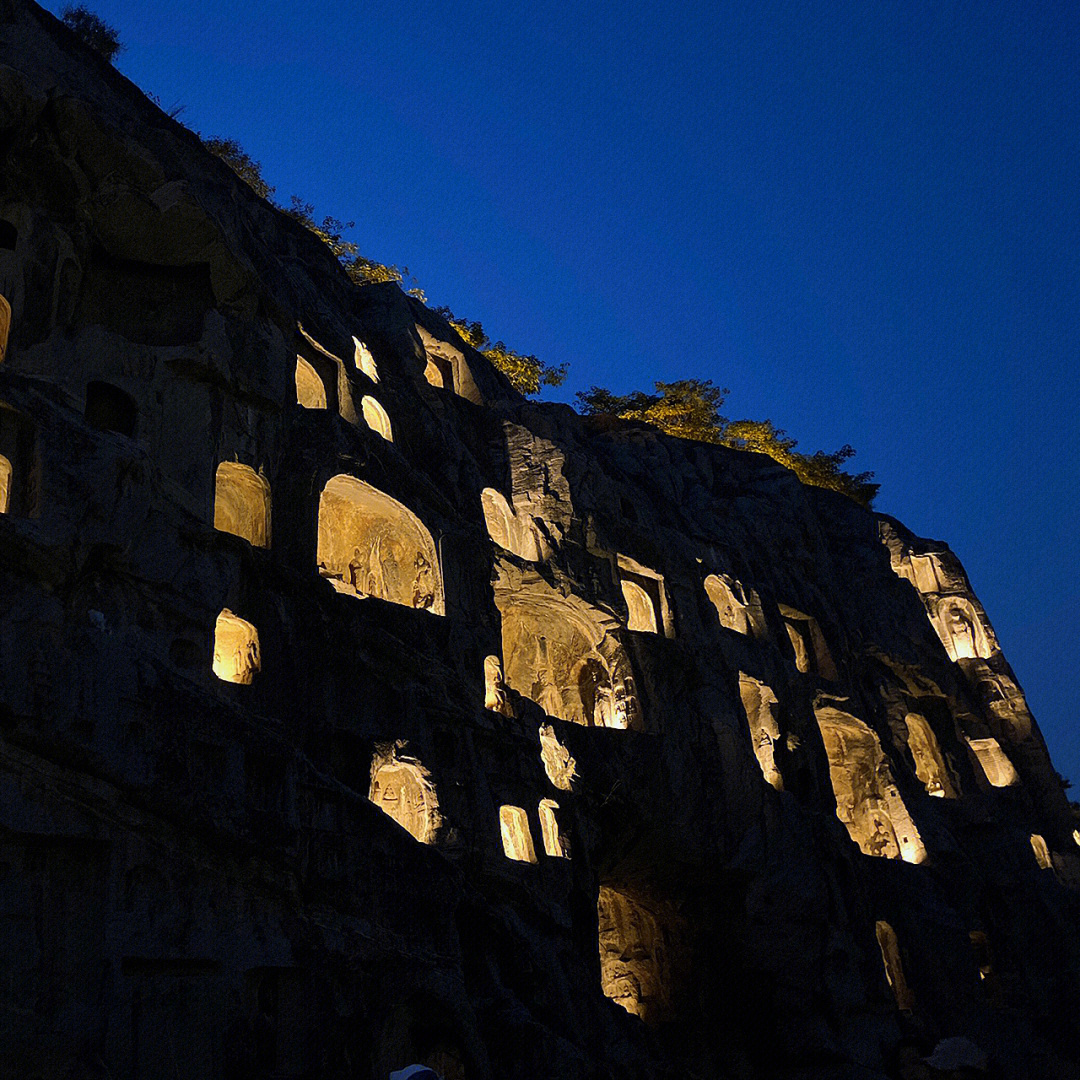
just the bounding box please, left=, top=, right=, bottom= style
left=214, top=462, right=271, bottom=548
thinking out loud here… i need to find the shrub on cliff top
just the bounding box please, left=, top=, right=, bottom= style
left=577, top=379, right=878, bottom=507
left=61, top=5, right=123, bottom=63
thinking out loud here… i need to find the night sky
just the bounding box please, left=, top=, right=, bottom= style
left=44, top=1, right=1080, bottom=784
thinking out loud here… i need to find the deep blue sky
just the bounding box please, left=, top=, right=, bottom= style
left=46, top=1, right=1079, bottom=784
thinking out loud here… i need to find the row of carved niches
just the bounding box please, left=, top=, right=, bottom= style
left=211, top=462, right=445, bottom=615
left=295, top=339, right=392, bottom=442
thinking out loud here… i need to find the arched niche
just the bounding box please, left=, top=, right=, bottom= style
left=0, top=402, right=37, bottom=517
left=930, top=596, right=992, bottom=661
left=499, top=805, right=536, bottom=863
left=538, top=799, right=567, bottom=858
left=875, top=921, right=915, bottom=1011
left=213, top=610, right=260, bottom=684
left=903, top=713, right=956, bottom=798
left=480, top=488, right=543, bottom=561
left=621, top=578, right=657, bottom=633
left=815, top=703, right=926, bottom=863
left=495, top=575, right=641, bottom=729
left=85, top=381, right=137, bottom=437
left=353, top=336, right=379, bottom=382
left=295, top=355, right=327, bottom=409
left=361, top=396, right=392, bottom=441
left=483, top=655, right=514, bottom=716
left=317, top=474, right=444, bottom=614
left=704, top=573, right=765, bottom=637
left=214, top=462, right=271, bottom=548
left=538, top=724, right=576, bottom=791
left=618, top=556, right=672, bottom=637
left=598, top=887, right=679, bottom=1024
left=0, top=293, right=9, bottom=364
left=369, top=749, right=439, bottom=844
left=1030, top=834, right=1052, bottom=870
left=738, top=674, right=783, bottom=790
left=0, top=455, right=10, bottom=514
left=966, top=737, right=1019, bottom=788
left=780, top=605, right=837, bottom=680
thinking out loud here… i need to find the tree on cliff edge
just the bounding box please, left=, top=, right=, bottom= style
left=61, top=5, right=123, bottom=63
left=577, top=379, right=878, bottom=507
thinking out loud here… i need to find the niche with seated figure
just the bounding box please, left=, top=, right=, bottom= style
left=369, top=746, right=440, bottom=844
left=214, top=462, right=271, bottom=547
left=213, top=610, right=260, bottom=684
left=480, top=488, right=543, bottom=561
left=597, top=886, right=684, bottom=1025
left=317, top=474, right=444, bottom=614
left=704, top=573, right=766, bottom=637
left=780, top=605, right=837, bottom=680
left=499, top=805, right=537, bottom=863
left=966, top=736, right=1019, bottom=788
left=815, top=703, right=926, bottom=863
left=903, top=713, right=957, bottom=798
left=739, top=674, right=783, bottom=790
left=294, top=356, right=328, bottom=409
left=930, top=596, right=992, bottom=661
left=875, top=921, right=915, bottom=1011
left=85, top=381, right=138, bottom=437
left=0, top=293, right=9, bottom=363
left=495, top=573, right=641, bottom=729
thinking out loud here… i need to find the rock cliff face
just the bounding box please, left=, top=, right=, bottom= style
left=2, top=3, right=1079, bottom=1077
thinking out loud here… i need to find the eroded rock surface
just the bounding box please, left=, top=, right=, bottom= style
left=2, top=4, right=1080, bottom=1078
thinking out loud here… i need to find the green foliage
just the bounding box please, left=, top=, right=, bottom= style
left=61, top=4, right=123, bottom=63
left=434, top=308, right=567, bottom=396
left=577, top=379, right=878, bottom=506
left=577, top=380, right=727, bottom=443
left=203, top=137, right=274, bottom=200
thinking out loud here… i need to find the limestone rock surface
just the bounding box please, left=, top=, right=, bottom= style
left=2, top=3, right=1080, bottom=1078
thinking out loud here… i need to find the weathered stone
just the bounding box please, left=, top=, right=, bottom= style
left=1, top=3, right=1080, bottom=1078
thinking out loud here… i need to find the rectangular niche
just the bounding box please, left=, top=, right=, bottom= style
left=966, top=737, right=1019, bottom=788
left=617, top=554, right=674, bottom=637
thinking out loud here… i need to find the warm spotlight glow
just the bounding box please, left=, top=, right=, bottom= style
left=1030, top=834, right=1052, bottom=870
left=369, top=751, right=439, bottom=844
left=212, top=610, right=260, bottom=684
left=0, top=294, right=9, bottom=363
left=967, top=737, right=1019, bottom=788
left=360, top=396, right=392, bottom=441
left=0, top=454, right=10, bottom=513
left=214, top=462, right=271, bottom=547
left=739, top=674, right=783, bottom=790
left=875, top=921, right=915, bottom=1011
left=353, top=336, right=379, bottom=381
left=538, top=724, right=576, bottom=791
left=499, top=805, right=536, bottom=863
left=295, top=355, right=327, bottom=409
left=538, top=799, right=567, bottom=858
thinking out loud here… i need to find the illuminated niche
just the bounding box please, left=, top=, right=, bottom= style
left=480, top=488, right=543, bottom=561
left=930, top=596, right=992, bottom=661
left=0, top=454, right=10, bottom=514
left=499, top=805, right=537, bottom=863
left=295, top=356, right=327, bottom=409
left=538, top=724, right=576, bottom=791
left=495, top=575, right=640, bottom=729
left=739, top=674, right=783, bottom=790
left=317, top=474, right=444, bottom=614
left=903, top=712, right=956, bottom=798
left=483, top=655, right=514, bottom=716
left=597, top=887, right=673, bottom=1024
left=360, top=396, right=392, bottom=441
left=617, top=556, right=671, bottom=637
left=875, top=921, right=915, bottom=1011
left=779, top=605, right=837, bottom=680
left=704, top=573, right=765, bottom=637
left=815, top=703, right=927, bottom=863
left=1030, top=834, right=1052, bottom=870
left=213, top=610, right=260, bottom=684
left=966, top=736, right=1019, bottom=788
left=538, top=799, right=567, bottom=858
left=369, top=749, right=439, bottom=844
left=353, top=336, right=379, bottom=382
left=0, top=293, right=9, bottom=363
left=214, top=462, right=271, bottom=547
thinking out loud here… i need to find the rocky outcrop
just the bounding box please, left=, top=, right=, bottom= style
left=2, top=3, right=1079, bottom=1077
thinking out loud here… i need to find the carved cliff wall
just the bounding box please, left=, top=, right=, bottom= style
left=1, top=3, right=1079, bottom=1077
